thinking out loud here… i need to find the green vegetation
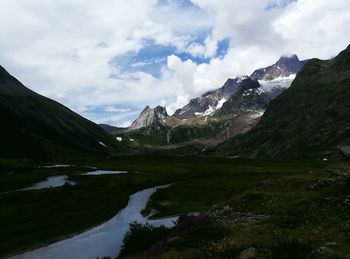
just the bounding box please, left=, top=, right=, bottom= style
left=217, top=44, right=350, bottom=160
left=129, top=163, right=350, bottom=258
left=167, top=121, right=226, bottom=144
left=0, top=162, right=185, bottom=256
left=115, top=119, right=226, bottom=147
left=0, top=65, right=125, bottom=161
left=120, top=222, right=170, bottom=257
left=113, top=124, right=170, bottom=146
left=2, top=155, right=347, bottom=258
left=168, top=224, right=231, bottom=250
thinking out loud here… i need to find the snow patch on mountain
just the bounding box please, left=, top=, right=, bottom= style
left=237, top=75, right=249, bottom=83
left=195, top=98, right=227, bottom=117
left=258, top=74, right=296, bottom=93
left=99, top=141, right=108, bottom=148
left=216, top=98, right=227, bottom=109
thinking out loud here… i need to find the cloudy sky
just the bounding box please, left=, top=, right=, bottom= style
left=1, top=0, right=349, bottom=126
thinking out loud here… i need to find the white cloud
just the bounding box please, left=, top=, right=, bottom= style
left=104, top=107, right=132, bottom=113
left=273, top=0, right=350, bottom=59
left=160, top=0, right=350, bottom=116
left=0, top=0, right=349, bottom=126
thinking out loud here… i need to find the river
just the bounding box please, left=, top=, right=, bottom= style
left=11, top=185, right=177, bottom=259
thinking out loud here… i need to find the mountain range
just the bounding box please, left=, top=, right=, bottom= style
left=1, top=44, right=349, bottom=162
left=105, top=54, right=308, bottom=151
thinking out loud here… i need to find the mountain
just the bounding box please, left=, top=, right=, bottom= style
left=216, top=45, right=350, bottom=160
left=250, top=54, right=307, bottom=81
left=108, top=54, right=306, bottom=150
left=173, top=55, right=306, bottom=121
left=129, top=105, right=168, bottom=131
left=0, top=66, right=121, bottom=161
left=249, top=54, right=308, bottom=101
left=215, top=77, right=269, bottom=116
left=99, top=124, right=121, bottom=133
left=173, top=77, right=247, bottom=119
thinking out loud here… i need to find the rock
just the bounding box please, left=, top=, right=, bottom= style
left=209, top=208, right=269, bottom=226
left=129, top=105, right=168, bottom=130
left=325, top=241, right=337, bottom=247
left=309, top=178, right=338, bottom=189
left=237, top=247, right=256, bottom=259
left=173, top=78, right=240, bottom=119
left=250, top=54, right=306, bottom=81
left=313, top=246, right=334, bottom=256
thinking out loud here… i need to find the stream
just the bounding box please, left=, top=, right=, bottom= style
left=18, top=176, right=76, bottom=191
left=11, top=185, right=177, bottom=259
left=80, top=170, right=129, bottom=176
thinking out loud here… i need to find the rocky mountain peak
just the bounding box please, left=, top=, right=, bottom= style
left=250, top=54, right=306, bottom=81
left=130, top=105, right=168, bottom=130
left=142, top=105, right=151, bottom=112
left=276, top=54, right=301, bottom=72
left=215, top=77, right=269, bottom=116
left=277, top=54, right=299, bottom=63
left=173, top=77, right=248, bottom=119
left=153, top=105, right=168, bottom=117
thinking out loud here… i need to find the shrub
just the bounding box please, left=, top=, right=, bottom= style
left=119, top=222, right=169, bottom=257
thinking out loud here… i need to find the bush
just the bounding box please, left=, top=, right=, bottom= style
left=119, top=222, right=169, bottom=257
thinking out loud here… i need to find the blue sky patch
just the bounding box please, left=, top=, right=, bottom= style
left=109, top=36, right=225, bottom=78
left=216, top=38, right=230, bottom=59
left=109, top=41, right=175, bottom=78
left=157, top=0, right=198, bottom=9
left=265, top=0, right=297, bottom=10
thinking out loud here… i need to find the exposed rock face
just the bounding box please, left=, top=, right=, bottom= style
left=110, top=54, right=307, bottom=150
left=246, top=54, right=308, bottom=106
left=173, top=55, right=306, bottom=121
left=130, top=105, right=168, bottom=130
left=250, top=54, right=307, bottom=81
left=216, top=78, right=270, bottom=116
left=173, top=77, right=247, bottom=119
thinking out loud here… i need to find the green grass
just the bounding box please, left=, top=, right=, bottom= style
left=150, top=162, right=350, bottom=258
left=0, top=156, right=326, bottom=257
left=143, top=172, right=288, bottom=218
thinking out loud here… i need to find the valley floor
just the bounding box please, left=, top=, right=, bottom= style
left=0, top=157, right=349, bottom=258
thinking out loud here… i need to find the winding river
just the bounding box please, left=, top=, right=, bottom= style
left=11, top=185, right=177, bottom=259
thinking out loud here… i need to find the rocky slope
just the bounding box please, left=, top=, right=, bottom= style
left=173, top=77, right=245, bottom=119
left=0, top=66, right=121, bottom=161
left=216, top=45, right=350, bottom=160
left=129, top=105, right=168, bottom=130
left=215, top=77, right=269, bottom=116
left=250, top=54, right=307, bottom=81
left=173, top=54, right=306, bottom=121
